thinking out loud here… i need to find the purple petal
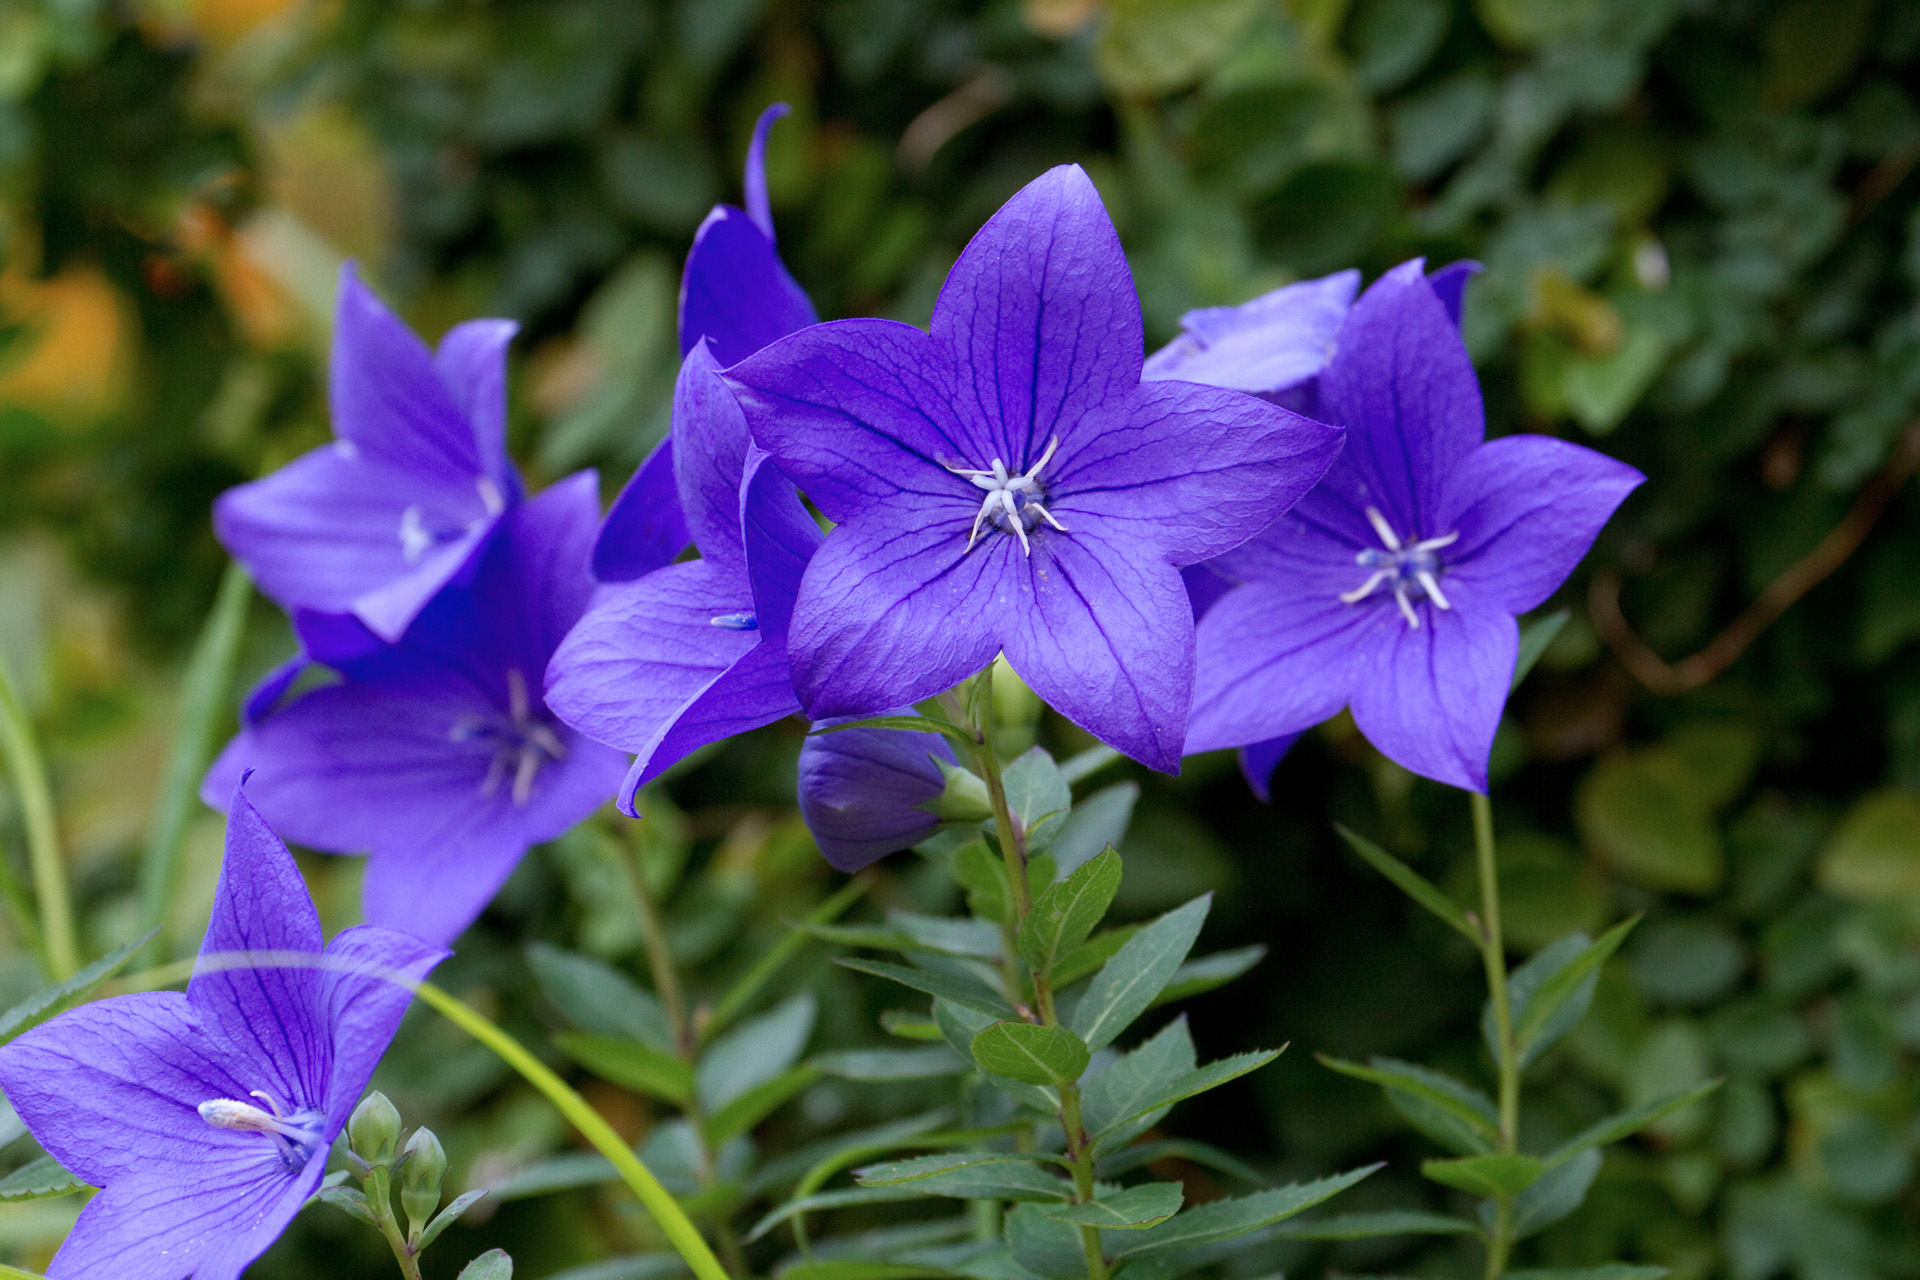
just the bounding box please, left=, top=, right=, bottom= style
left=593, top=435, right=691, bottom=582
left=1142, top=269, right=1359, bottom=394
left=783, top=517, right=1002, bottom=718
left=1348, top=605, right=1517, bottom=793
left=931, top=165, right=1144, bottom=468
left=679, top=205, right=818, bottom=367
left=1238, top=734, right=1300, bottom=803
left=799, top=714, right=955, bottom=872
left=674, top=341, right=755, bottom=567
left=619, top=639, right=802, bottom=809
left=330, top=264, right=487, bottom=478
left=1181, top=562, right=1235, bottom=622
left=1001, top=526, right=1194, bottom=773
left=744, top=102, right=789, bottom=241
left=1051, top=380, right=1344, bottom=565
left=318, top=925, right=446, bottom=1120
left=544, top=558, right=757, bottom=755
left=433, top=316, right=521, bottom=498
left=242, top=653, right=307, bottom=726
left=1426, top=259, right=1482, bottom=329
left=291, top=607, right=387, bottom=670
left=187, top=791, right=327, bottom=1115
left=725, top=318, right=977, bottom=522
left=1315, top=259, right=1483, bottom=539
left=1440, top=434, right=1645, bottom=614
left=740, top=448, right=824, bottom=639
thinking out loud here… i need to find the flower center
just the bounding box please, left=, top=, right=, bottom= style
left=450, top=668, right=570, bottom=806
left=944, top=435, right=1069, bottom=556
left=198, top=1090, right=326, bottom=1169
left=1340, top=506, right=1459, bottom=629
left=397, top=478, right=507, bottom=564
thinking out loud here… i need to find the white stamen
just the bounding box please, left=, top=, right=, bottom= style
left=1340, top=509, right=1457, bottom=629
left=1394, top=586, right=1420, bottom=629
left=945, top=436, right=1067, bottom=557
left=477, top=475, right=506, bottom=515
left=1340, top=570, right=1389, bottom=604
left=399, top=505, right=434, bottom=563
left=1365, top=507, right=1403, bottom=552
left=1417, top=570, right=1452, bottom=611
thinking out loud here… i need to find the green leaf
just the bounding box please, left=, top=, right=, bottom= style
left=1508, top=1148, right=1601, bottom=1239
left=1272, top=1210, right=1480, bottom=1240
left=1151, top=945, right=1266, bottom=1007
left=554, top=1032, right=693, bottom=1105
left=1071, top=896, right=1209, bottom=1052
left=1008, top=1202, right=1089, bottom=1280
left=880, top=1010, right=944, bottom=1041
left=1545, top=1079, right=1723, bottom=1168
left=1083, top=1017, right=1197, bottom=1149
left=0, top=930, right=156, bottom=1046
left=317, top=1183, right=379, bottom=1226
left=1107, top=1166, right=1379, bottom=1259
left=1506, top=1267, right=1669, bottom=1280
left=855, top=1152, right=1072, bottom=1202
left=419, top=1189, right=490, bottom=1250
left=456, top=1250, right=514, bottom=1280
left=1050, top=782, right=1138, bottom=877
left=887, top=912, right=1004, bottom=960
left=0, top=1154, right=85, bottom=1201
left=1318, top=1056, right=1500, bottom=1155
left=777, top=1266, right=955, bottom=1280
left=1421, top=1153, right=1544, bottom=1198
left=1096, top=0, right=1263, bottom=96
left=1040, top=1182, right=1183, bottom=1229
left=745, top=1187, right=930, bottom=1242
left=1090, top=1050, right=1283, bottom=1141
left=815, top=1047, right=967, bottom=1081
left=1509, top=918, right=1637, bottom=1067
left=1576, top=750, right=1723, bottom=893
left=1019, top=848, right=1122, bottom=977
left=1513, top=609, right=1571, bottom=691
left=696, top=992, right=816, bottom=1111
left=526, top=943, right=674, bottom=1052
left=1096, top=1139, right=1272, bottom=1188
left=1335, top=825, right=1481, bottom=945
left=705, top=1064, right=822, bottom=1145
left=838, top=958, right=1014, bottom=1019
left=1052, top=926, right=1138, bottom=989
left=1003, top=747, right=1071, bottom=840
left=972, top=1022, right=1091, bottom=1087
left=1816, top=789, right=1920, bottom=900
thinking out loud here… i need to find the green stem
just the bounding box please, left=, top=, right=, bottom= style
left=1471, top=789, right=1518, bottom=1280
left=0, top=653, right=78, bottom=980
left=414, top=981, right=732, bottom=1280
left=622, top=827, right=691, bottom=1052
left=141, top=561, right=252, bottom=957
left=364, top=1165, right=425, bottom=1280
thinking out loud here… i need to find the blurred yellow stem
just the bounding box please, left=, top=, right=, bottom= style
left=0, top=655, right=79, bottom=980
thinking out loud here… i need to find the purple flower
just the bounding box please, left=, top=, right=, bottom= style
left=0, top=789, right=444, bottom=1280
left=798, top=715, right=958, bottom=872
left=1184, top=261, right=1643, bottom=793
left=204, top=475, right=628, bottom=944
left=215, top=264, right=521, bottom=642
left=591, top=103, right=817, bottom=583
left=545, top=341, right=824, bottom=812
left=722, top=166, right=1344, bottom=772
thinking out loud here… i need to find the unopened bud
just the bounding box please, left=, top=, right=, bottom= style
left=347, top=1091, right=401, bottom=1166
left=401, top=1127, right=447, bottom=1237
left=926, top=759, right=994, bottom=823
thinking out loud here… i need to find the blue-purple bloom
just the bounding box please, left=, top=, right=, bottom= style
left=1184, top=261, right=1644, bottom=793
left=722, top=166, right=1344, bottom=772
left=215, top=264, right=521, bottom=642
left=205, top=475, right=627, bottom=944
left=591, top=103, right=817, bottom=583
left=798, top=714, right=958, bottom=872
left=0, top=790, right=444, bottom=1280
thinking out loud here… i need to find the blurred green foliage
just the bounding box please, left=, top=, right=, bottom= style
left=6, top=0, right=1920, bottom=1277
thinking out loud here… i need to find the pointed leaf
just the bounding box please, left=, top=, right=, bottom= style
left=1003, top=747, right=1072, bottom=837
left=1421, top=1153, right=1543, bottom=1198
left=855, top=1152, right=1072, bottom=1202
left=1083, top=1017, right=1197, bottom=1150
left=1512, top=609, right=1571, bottom=691
left=1107, top=1165, right=1379, bottom=1259
left=706, top=1064, right=822, bottom=1144
left=1151, top=945, right=1266, bottom=1007
left=0, top=931, right=156, bottom=1045
left=419, top=1189, right=490, bottom=1250
left=0, top=1154, right=85, bottom=1201
left=815, top=1047, right=967, bottom=1081
left=1319, top=1056, right=1500, bottom=1154
left=1071, top=896, right=1210, bottom=1052
left=1095, top=1138, right=1271, bottom=1188
left=1041, top=1182, right=1183, bottom=1229
left=839, top=958, right=1014, bottom=1018
left=972, top=1022, right=1091, bottom=1087
left=1020, top=848, right=1122, bottom=976
left=1508, top=918, right=1637, bottom=1067
left=1506, top=1268, right=1668, bottom=1280
left=810, top=714, right=971, bottom=744
left=554, top=1033, right=693, bottom=1105
left=1050, top=783, right=1138, bottom=877
left=317, top=1184, right=379, bottom=1226
left=1272, top=1210, right=1480, bottom=1240
left=696, top=992, right=817, bottom=1110
left=1335, top=826, right=1480, bottom=945
left=526, top=943, right=673, bottom=1051
left=1090, top=1050, right=1283, bottom=1141
left=1053, top=926, right=1137, bottom=989
left=1507, top=1149, right=1600, bottom=1238
left=456, top=1250, right=513, bottom=1280
left=1008, top=1202, right=1090, bottom=1280
left=1545, top=1080, right=1722, bottom=1168
left=889, top=912, right=1006, bottom=960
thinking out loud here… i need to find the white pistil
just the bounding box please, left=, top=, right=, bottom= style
left=946, top=435, right=1067, bottom=556
left=1341, top=506, right=1460, bottom=630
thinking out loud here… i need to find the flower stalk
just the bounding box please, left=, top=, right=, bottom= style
left=1471, top=790, right=1519, bottom=1280
left=0, top=653, right=80, bottom=980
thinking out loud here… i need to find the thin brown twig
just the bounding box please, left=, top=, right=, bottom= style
left=1591, top=417, right=1920, bottom=696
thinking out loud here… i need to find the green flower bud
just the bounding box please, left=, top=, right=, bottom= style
left=925, top=758, right=994, bottom=823
left=347, top=1090, right=401, bottom=1166
left=400, top=1126, right=447, bottom=1239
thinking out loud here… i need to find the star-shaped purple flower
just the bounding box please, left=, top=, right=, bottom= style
left=0, top=789, right=444, bottom=1280
left=591, top=102, right=817, bottom=583
left=798, top=714, right=957, bottom=872
left=722, top=165, right=1344, bottom=772
left=204, top=475, right=628, bottom=944
left=545, top=340, right=825, bottom=813
left=215, top=264, right=521, bottom=642
left=1184, top=260, right=1644, bottom=793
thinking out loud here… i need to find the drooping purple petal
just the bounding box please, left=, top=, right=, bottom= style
left=680, top=206, right=818, bottom=368
left=593, top=435, right=691, bottom=583
left=617, top=639, right=802, bottom=808
left=1439, top=434, right=1645, bottom=614
left=433, top=316, right=521, bottom=499
left=932, top=165, right=1144, bottom=469
left=1238, top=734, right=1300, bottom=803
left=1348, top=604, right=1518, bottom=793
left=744, top=102, right=787, bottom=241
left=1142, top=270, right=1359, bottom=393
left=1426, top=259, right=1482, bottom=329
left=329, top=265, right=488, bottom=477
left=1002, top=527, right=1195, bottom=773
left=674, top=341, right=756, bottom=568
left=740, top=448, right=824, bottom=639
left=1314, top=259, right=1482, bottom=539
left=799, top=714, right=955, bottom=872
left=242, top=653, right=308, bottom=726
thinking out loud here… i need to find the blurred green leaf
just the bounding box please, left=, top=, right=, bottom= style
left=456, top=1250, right=513, bottom=1280
left=855, top=1152, right=1072, bottom=1202
left=1578, top=751, right=1724, bottom=893
left=1507, top=1148, right=1601, bottom=1238
left=1096, top=0, right=1262, bottom=96
left=0, top=931, right=154, bottom=1047
left=1320, top=1056, right=1500, bottom=1155
left=696, top=992, right=816, bottom=1111
left=553, top=1033, right=693, bottom=1105
left=1545, top=1079, right=1724, bottom=1167
left=528, top=943, right=673, bottom=1052
left=1273, top=1209, right=1480, bottom=1239
left=1422, top=1152, right=1544, bottom=1198
left=1817, top=790, right=1920, bottom=899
